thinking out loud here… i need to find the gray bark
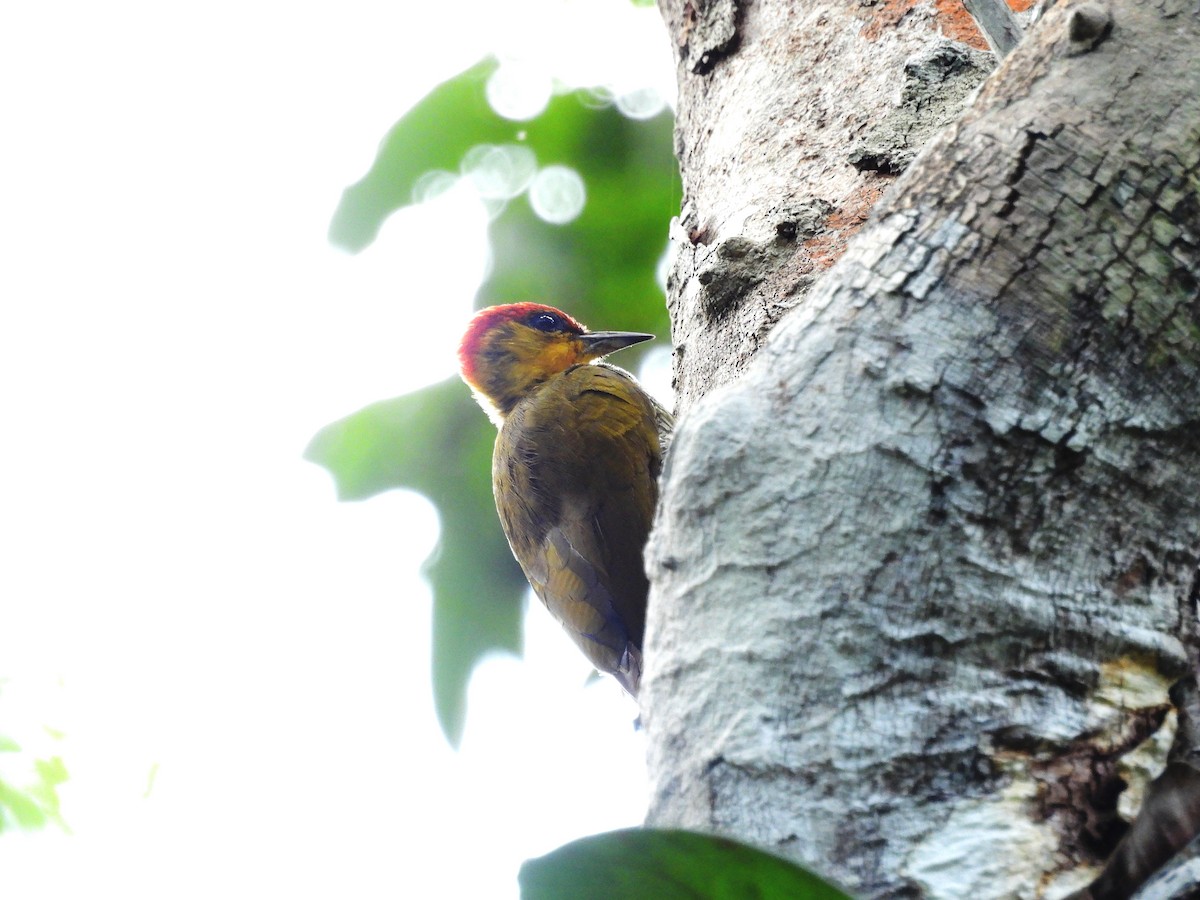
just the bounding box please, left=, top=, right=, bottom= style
left=963, top=0, right=1025, bottom=57
left=660, top=0, right=995, bottom=416
left=645, top=1, right=1200, bottom=897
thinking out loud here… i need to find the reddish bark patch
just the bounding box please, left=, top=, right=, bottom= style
left=802, top=180, right=889, bottom=272
left=934, top=0, right=992, bottom=49
left=861, top=0, right=920, bottom=41
left=864, top=0, right=1035, bottom=50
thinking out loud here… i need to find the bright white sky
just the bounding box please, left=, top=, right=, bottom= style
left=0, top=2, right=674, bottom=896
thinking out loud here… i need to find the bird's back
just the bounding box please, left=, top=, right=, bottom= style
left=493, top=362, right=666, bottom=694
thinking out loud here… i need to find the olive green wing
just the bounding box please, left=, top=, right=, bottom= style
left=494, top=363, right=663, bottom=694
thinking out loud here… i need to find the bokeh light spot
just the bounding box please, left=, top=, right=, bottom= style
left=412, top=170, right=459, bottom=205
left=616, top=87, right=666, bottom=120
left=486, top=61, right=553, bottom=121
left=528, top=165, right=585, bottom=225
left=461, top=144, right=537, bottom=201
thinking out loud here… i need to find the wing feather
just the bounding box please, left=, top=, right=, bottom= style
left=494, top=363, right=667, bottom=695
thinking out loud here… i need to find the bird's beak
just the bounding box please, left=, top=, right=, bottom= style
left=579, top=330, right=655, bottom=359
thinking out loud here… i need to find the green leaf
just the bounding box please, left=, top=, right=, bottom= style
left=519, top=829, right=854, bottom=900
left=0, top=780, right=48, bottom=831
left=0, top=754, right=68, bottom=834
left=329, top=58, right=681, bottom=321
left=330, top=57, right=503, bottom=251
left=0, top=736, right=20, bottom=753
left=304, top=379, right=527, bottom=745
left=34, top=755, right=69, bottom=788
left=28, top=756, right=68, bottom=828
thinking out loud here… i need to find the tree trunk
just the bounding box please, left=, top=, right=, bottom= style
left=644, top=1, right=1200, bottom=897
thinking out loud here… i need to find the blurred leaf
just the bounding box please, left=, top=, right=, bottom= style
left=330, top=54, right=678, bottom=340
left=0, top=754, right=68, bottom=834
left=29, top=756, right=68, bottom=822
left=331, top=57, right=504, bottom=252
left=144, top=761, right=160, bottom=799
left=0, top=781, right=48, bottom=830
left=519, top=829, right=854, bottom=900
left=34, top=756, right=68, bottom=789
left=317, top=57, right=679, bottom=744
left=305, top=379, right=527, bottom=745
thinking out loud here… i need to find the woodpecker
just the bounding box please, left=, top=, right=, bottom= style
left=458, top=303, right=671, bottom=696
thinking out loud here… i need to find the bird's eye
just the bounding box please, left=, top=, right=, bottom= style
left=529, top=312, right=561, bottom=332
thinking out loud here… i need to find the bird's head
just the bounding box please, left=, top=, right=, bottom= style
left=458, top=303, right=653, bottom=423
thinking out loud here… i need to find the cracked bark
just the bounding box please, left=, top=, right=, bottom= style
left=645, top=0, right=1200, bottom=897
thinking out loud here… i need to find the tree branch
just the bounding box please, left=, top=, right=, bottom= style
left=961, top=0, right=1024, bottom=57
